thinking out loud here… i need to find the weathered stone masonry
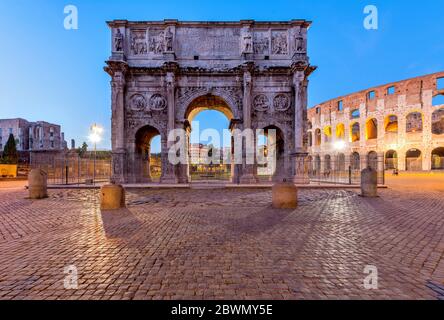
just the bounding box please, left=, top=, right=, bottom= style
left=308, top=72, right=444, bottom=172
left=105, top=20, right=316, bottom=184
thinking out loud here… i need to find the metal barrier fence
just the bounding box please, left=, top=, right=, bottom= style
left=189, top=164, right=231, bottom=181
left=28, top=154, right=386, bottom=186
left=307, top=157, right=385, bottom=185
left=31, top=154, right=111, bottom=185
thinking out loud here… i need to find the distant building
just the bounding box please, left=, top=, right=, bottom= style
left=189, top=143, right=210, bottom=165
left=0, top=118, right=67, bottom=163
left=0, top=118, right=29, bottom=151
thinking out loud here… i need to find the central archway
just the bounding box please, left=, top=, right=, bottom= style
left=185, top=95, right=234, bottom=122
left=185, top=95, right=234, bottom=182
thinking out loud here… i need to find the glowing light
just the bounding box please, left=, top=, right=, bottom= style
left=334, top=140, right=346, bottom=151
left=89, top=124, right=103, bottom=144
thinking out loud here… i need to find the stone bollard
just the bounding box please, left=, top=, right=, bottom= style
left=28, top=168, right=48, bottom=199
left=100, top=184, right=126, bottom=210
left=361, top=167, right=378, bottom=197
left=272, top=181, right=298, bottom=209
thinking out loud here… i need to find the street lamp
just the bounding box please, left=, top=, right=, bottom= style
left=89, top=124, right=103, bottom=185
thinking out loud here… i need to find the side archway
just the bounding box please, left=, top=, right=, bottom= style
left=133, top=125, right=162, bottom=182
left=257, top=125, right=286, bottom=182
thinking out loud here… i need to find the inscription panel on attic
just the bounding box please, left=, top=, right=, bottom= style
left=106, top=20, right=316, bottom=184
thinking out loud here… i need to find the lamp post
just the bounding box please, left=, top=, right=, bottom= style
left=89, top=124, right=103, bottom=186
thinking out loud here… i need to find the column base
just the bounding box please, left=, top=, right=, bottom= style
left=160, top=174, right=178, bottom=184
left=293, top=175, right=310, bottom=185
left=112, top=151, right=127, bottom=184
left=239, top=174, right=258, bottom=184
left=291, top=151, right=310, bottom=185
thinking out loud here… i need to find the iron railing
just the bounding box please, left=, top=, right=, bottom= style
left=30, top=154, right=111, bottom=185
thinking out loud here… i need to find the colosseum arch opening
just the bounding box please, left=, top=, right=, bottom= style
left=406, top=112, right=423, bottom=133
left=365, top=118, right=378, bottom=140
left=385, top=150, right=398, bottom=170
left=384, top=115, right=398, bottom=133
left=307, top=131, right=313, bottom=147
left=367, top=151, right=378, bottom=170
left=432, top=108, right=444, bottom=135
left=406, top=148, right=422, bottom=171
left=431, top=147, right=444, bottom=170
left=323, top=126, right=332, bottom=143
left=351, top=122, right=360, bottom=142
left=335, top=153, right=346, bottom=171
left=336, top=123, right=345, bottom=140
left=351, top=152, right=360, bottom=170
left=314, top=129, right=322, bottom=146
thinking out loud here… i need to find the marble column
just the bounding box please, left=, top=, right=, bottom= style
left=111, top=70, right=126, bottom=184
left=161, top=71, right=179, bottom=184
left=240, top=70, right=258, bottom=184
left=230, top=119, right=242, bottom=184
left=292, top=71, right=310, bottom=184
left=177, top=122, right=191, bottom=184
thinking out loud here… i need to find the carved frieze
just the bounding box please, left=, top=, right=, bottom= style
left=271, top=31, right=288, bottom=55
left=253, top=31, right=269, bottom=55
left=149, top=94, right=167, bottom=111
left=130, top=94, right=147, bottom=111
left=253, top=94, right=269, bottom=112
left=131, top=30, right=147, bottom=55
left=273, top=94, right=290, bottom=111
left=148, top=29, right=164, bottom=54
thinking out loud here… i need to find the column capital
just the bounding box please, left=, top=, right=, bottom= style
left=105, top=60, right=128, bottom=78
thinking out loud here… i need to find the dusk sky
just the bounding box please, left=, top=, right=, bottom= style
left=1, top=0, right=443, bottom=151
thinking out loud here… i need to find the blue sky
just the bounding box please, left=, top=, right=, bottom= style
left=0, top=0, right=443, bottom=152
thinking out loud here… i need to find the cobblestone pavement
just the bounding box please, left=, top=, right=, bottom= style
left=0, top=182, right=443, bottom=300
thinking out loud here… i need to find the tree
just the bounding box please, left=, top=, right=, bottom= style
left=76, top=142, right=88, bottom=158
left=2, top=134, right=18, bottom=164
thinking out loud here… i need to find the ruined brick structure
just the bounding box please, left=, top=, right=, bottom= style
left=105, top=19, right=316, bottom=184
left=307, top=72, right=444, bottom=172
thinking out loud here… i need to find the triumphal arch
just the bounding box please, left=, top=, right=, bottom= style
left=105, top=19, right=316, bottom=184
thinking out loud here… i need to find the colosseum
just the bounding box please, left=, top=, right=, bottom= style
left=307, top=71, right=444, bottom=175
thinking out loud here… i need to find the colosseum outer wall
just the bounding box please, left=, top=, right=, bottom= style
left=307, top=71, right=444, bottom=172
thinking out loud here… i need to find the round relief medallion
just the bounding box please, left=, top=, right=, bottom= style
left=130, top=94, right=147, bottom=111
left=149, top=94, right=167, bottom=111
left=253, top=94, right=269, bottom=112
left=273, top=94, right=290, bottom=111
